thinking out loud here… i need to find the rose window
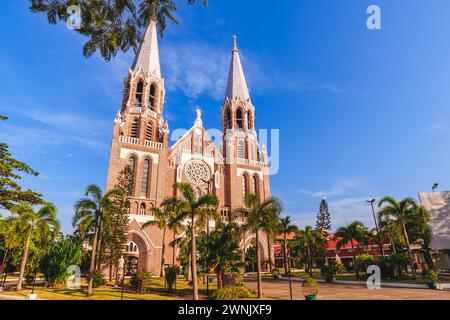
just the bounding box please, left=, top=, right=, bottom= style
left=184, top=160, right=211, bottom=185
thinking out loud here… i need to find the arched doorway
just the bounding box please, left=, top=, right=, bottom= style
left=125, top=231, right=151, bottom=275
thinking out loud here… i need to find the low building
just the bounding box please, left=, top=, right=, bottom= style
left=418, top=191, right=450, bottom=271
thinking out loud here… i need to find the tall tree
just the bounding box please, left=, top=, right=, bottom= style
left=278, top=216, right=298, bottom=274
left=73, top=185, right=123, bottom=296
left=10, top=202, right=60, bottom=291
left=0, top=115, right=42, bottom=210
left=334, top=221, right=366, bottom=279
left=378, top=197, right=422, bottom=279
left=29, top=0, right=208, bottom=61
left=172, top=183, right=218, bottom=300
left=295, top=226, right=321, bottom=276
left=315, top=197, right=331, bottom=265
left=235, top=193, right=282, bottom=299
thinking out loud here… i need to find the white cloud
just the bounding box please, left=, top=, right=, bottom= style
left=426, top=122, right=447, bottom=134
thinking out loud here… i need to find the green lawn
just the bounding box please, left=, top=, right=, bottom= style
left=1, top=277, right=221, bottom=300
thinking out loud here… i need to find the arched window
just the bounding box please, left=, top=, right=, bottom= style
left=194, top=134, right=203, bottom=155
left=242, top=174, right=249, bottom=201
left=249, top=142, right=255, bottom=160
left=149, top=84, right=157, bottom=111
left=135, top=81, right=144, bottom=107
left=252, top=175, right=258, bottom=198
left=127, top=241, right=139, bottom=253
left=145, top=123, right=153, bottom=141
left=236, top=109, right=243, bottom=129
left=141, top=159, right=151, bottom=197
left=248, top=111, right=253, bottom=130
left=131, top=119, right=140, bottom=138
left=225, top=108, right=232, bottom=130
left=237, top=140, right=246, bottom=159
left=140, top=203, right=146, bottom=215
left=129, top=157, right=136, bottom=193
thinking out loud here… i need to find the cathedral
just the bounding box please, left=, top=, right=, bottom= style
left=105, top=20, right=272, bottom=275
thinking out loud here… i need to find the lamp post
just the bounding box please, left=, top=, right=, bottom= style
left=367, top=199, right=385, bottom=257
left=432, top=183, right=439, bottom=192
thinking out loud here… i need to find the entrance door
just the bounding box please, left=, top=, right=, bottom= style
left=126, top=256, right=139, bottom=276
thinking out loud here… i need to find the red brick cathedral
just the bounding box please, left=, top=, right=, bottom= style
left=105, top=20, right=272, bottom=275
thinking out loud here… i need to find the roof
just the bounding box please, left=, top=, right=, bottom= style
left=418, top=191, right=450, bottom=250
left=225, top=37, right=250, bottom=102
left=131, top=19, right=161, bottom=76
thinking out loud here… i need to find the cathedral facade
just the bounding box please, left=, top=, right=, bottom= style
left=105, top=20, right=272, bottom=275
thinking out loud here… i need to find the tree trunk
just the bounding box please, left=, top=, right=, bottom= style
left=87, top=215, right=100, bottom=297
left=306, top=244, right=313, bottom=276
left=402, top=222, right=417, bottom=279
left=266, top=233, right=272, bottom=272
left=17, top=229, right=32, bottom=291
left=255, top=230, right=262, bottom=299
left=109, top=255, right=113, bottom=282
left=172, top=232, right=176, bottom=266
left=191, top=212, right=199, bottom=300
left=389, top=233, right=397, bottom=254
left=283, top=233, right=288, bottom=275
left=217, top=270, right=223, bottom=289
left=242, top=230, right=246, bottom=271
left=160, top=228, right=166, bottom=277
left=351, top=240, right=359, bottom=279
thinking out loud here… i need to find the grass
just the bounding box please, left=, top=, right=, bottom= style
left=0, top=277, right=221, bottom=300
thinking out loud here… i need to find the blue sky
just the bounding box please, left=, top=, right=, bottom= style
left=1, top=1, right=450, bottom=234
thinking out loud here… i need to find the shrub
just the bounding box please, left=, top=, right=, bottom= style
left=165, top=266, right=179, bottom=291
left=130, top=270, right=154, bottom=293
left=379, top=256, right=395, bottom=279
left=214, top=286, right=251, bottom=300
left=302, top=277, right=318, bottom=297
left=356, top=254, right=374, bottom=278
left=272, top=268, right=280, bottom=279
left=321, top=261, right=338, bottom=283
left=92, top=270, right=107, bottom=288
left=424, top=269, right=438, bottom=283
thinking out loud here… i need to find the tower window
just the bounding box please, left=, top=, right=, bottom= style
left=141, top=159, right=151, bottom=197
left=225, top=108, right=232, bottom=130
left=149, top=84, right=157, bottom=111
left=242, top=174, right=249, bottom=202
left=131, top=119, right=140, bottom=138
left=236, top=109, right=243, bottom=130
left=128, top=157, right=136, bottom=194
left=237, top=140, right=245, bottom=159
left=135, top=81, right=144, bottom=107
left=145, top=123, right=153, bottom=141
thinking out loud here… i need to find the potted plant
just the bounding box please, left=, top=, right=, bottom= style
left=424, top=269, right=438, bottom=290
left=302, top=276, right=318, bottom=300
left=272, top=268, right=280, bottom=280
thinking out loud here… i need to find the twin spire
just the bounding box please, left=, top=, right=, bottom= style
left=131, top=19, right=161, bottom=77
left=131, top=22, right=250, bottom=102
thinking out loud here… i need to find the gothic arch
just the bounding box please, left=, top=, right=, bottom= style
left=135, top=79, right=144, bottom=107
left=140, top=157, right=152, bottom=198
left=149, top=83, right=158, bottom=111
left=236, top=108, right=243, bottom=130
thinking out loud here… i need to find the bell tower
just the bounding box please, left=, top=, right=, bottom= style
left=106, top=19, right=170, bottom=215
left=221, top=37, right=271, bottom=208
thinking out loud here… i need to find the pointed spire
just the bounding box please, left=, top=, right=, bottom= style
left=225, top=36, right=250, bottom=102
left=131, top=19, right=161, bottom=76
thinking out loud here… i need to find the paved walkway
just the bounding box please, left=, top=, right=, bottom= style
left=244, top=278, right=450, bottom=300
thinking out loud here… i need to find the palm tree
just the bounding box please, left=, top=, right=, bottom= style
left=73, top=185, right=123, bottom=297
left=10, top=202, right=60, bottom=291
left=334, top=221, right=366, bottom=278
left=278, top=216, right=298, bottom=275
left=164, top=197, right=186, bottom=266
left=378, top=197, right=419, bottom=279
left=295, top=226, right=321, bottom=276
left=235, top=193, right=282, bottom=299
left=143, top=199, right=180, bottom=277
left=173, top=183, right=219, bottom=300
left=262, top=216, right=280, bottom=273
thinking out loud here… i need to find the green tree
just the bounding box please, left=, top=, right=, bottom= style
left=166, top=199, right=186, bottom=266
left=378, top=197, right=420, bottom=279
left=29, top=0, right=207, bottom=61
left=73, top=185, right=123, bottom=296
left=334, top=221, right=366, bottom=279
left=278, top=216, right=297, bottom=274
left=235, top=193, right=283, bottom=299
left=40, top=236, right=83, bottom=287
left=0, top=116, right=42, bottom=210
left=10, top=202, right=60, bottom=291
left=315, top=197, right=331, bottom=265
left=172, top=182, right=218, bottom=300
left=295, top=226, right=321, bottom=276
left=198, top=222, right=243, bottom=289
left=0, top=215, right=26, bottom=286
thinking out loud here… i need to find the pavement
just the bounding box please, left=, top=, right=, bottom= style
left=244, top=278, right=450, bottom=300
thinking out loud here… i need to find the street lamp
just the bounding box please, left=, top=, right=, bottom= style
left=432, top=183, right=439, bottom=192
left=367, top=199, right=385, bottom=257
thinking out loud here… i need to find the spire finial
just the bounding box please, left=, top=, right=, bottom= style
left=233, top=35, right=238, bottom=52
left=195, top=107, right=203, bottom=127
